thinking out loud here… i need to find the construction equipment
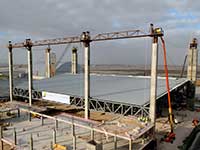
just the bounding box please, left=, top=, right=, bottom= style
left=56, top=43, right=71, bottom=69
left=53, top=144, right=67, bottom=150
left=192, top=118, right=199, bottom=126
left=160, top=37, right=176, bottom=143
left=180, top=55, right=188, bottom=78
left=11, top=27, right=163, bottom=48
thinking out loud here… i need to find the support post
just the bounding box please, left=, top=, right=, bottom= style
left=81, top=31, right=91, bottom=119
left=71, top=124, right=76, bottom=150
left=45, top=46, right=51, bottom=78
left=17, top=108, right=20, bottom=117
left=72, top=47, right=78, bottom=74
left=28, top=112, right=31, bottom=122
left=53, top=129, right=56, bottom=145
left=41, top=116, right=44, bottom=126
left=25, top=39, right=33, bottom=106
left=90, top=129, right=94, bottom=140
left=187, top=38, right=198, bottom=83
left=55, top=119, right=58, bottom=129
left=129, top=139, right=132, bottom=150
left=29, top=134, right=33, bottom=150
left=0, top=127, right=3, bottom=150
left=149, top=24, right=158, bottom=126
left=8, top=41, right=14, bottom=102
left=13, top=128, right=17, bottom=145
left=114, top=136, right=117, bottom=150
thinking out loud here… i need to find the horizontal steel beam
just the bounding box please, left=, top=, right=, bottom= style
left=11, top=29, right=163, bottom=49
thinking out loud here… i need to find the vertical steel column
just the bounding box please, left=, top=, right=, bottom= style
left=8, top=41, right=14, bottom=102
left=25, top=39, right=33, bottom=106
left=45, top=46, right=51, bottom=78
left=81, top=31, right=91, bottom=119
left=149, top=24, right=158, bottom=125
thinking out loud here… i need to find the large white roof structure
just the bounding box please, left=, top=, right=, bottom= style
left=16, top=73, right=188, bottom=105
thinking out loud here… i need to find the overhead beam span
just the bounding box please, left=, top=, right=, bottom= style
left=11, top=29, right=163, bottom=49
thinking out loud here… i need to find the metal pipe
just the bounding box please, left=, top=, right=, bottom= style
left=45, top=47, right=51, bottom=78
left=149, top=36, right=158, bottom=125
left=8, top=41, right=14, bottom=102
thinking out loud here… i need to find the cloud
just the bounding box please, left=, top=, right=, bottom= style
left=0, top=0, right=199, bottom=68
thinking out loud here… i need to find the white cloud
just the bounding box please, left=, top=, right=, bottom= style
left=0, top=0, right=199, bottom=66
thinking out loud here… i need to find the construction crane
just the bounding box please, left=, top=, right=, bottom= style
left=180, top=55, right=188, bottom=78
left=8, top=24, right=164, bottom=122
left=55, top=43, right=71, bottom=69
left=11, top=28, right=163, bottom=48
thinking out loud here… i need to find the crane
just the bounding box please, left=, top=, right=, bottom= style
left=11, top=28, right=163, bottom=48
left=55, top=43, right=71, bottom=69
left=180, top=55, right=188, bottom=78
left=8, top=24, right=164, bottom=121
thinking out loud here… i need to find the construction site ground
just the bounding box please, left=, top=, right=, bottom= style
left=1, top=86, right=200, bottom=150
left=156, top=110, right=200, bottom=150
left=156, top=86, right=200, bottom=149
left=0, top=100, right=153, bottom=150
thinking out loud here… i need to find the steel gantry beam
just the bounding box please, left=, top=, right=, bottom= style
left=11, top=29, right=163, bottom=48
left=8, top=24, right=163, bottom=120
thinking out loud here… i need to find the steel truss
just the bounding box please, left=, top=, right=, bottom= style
left=13, top=87, right=149, bottom=116
left=13, top=79, right=190, bottom=117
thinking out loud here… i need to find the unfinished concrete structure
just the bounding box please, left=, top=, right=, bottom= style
left=71, top=47, right=78, bottom=74
left=6, top=24, right=195, bottom=149
left=187, top=38, right=198, bottom=83
left=50, top=52, right=56, bottom=77
left=45, top=46, right=51, bottom=78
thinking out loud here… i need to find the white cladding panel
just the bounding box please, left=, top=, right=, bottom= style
left=42, top=91, right=70, bottom=104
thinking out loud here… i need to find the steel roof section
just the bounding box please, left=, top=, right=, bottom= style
left=16, top=73, right=188, bottom=105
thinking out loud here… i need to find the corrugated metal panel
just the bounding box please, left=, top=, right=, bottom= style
left=16, top=73, right=188, bottom=105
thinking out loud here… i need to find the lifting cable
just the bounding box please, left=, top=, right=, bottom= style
left=160, top=37, right=174, bottom=133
